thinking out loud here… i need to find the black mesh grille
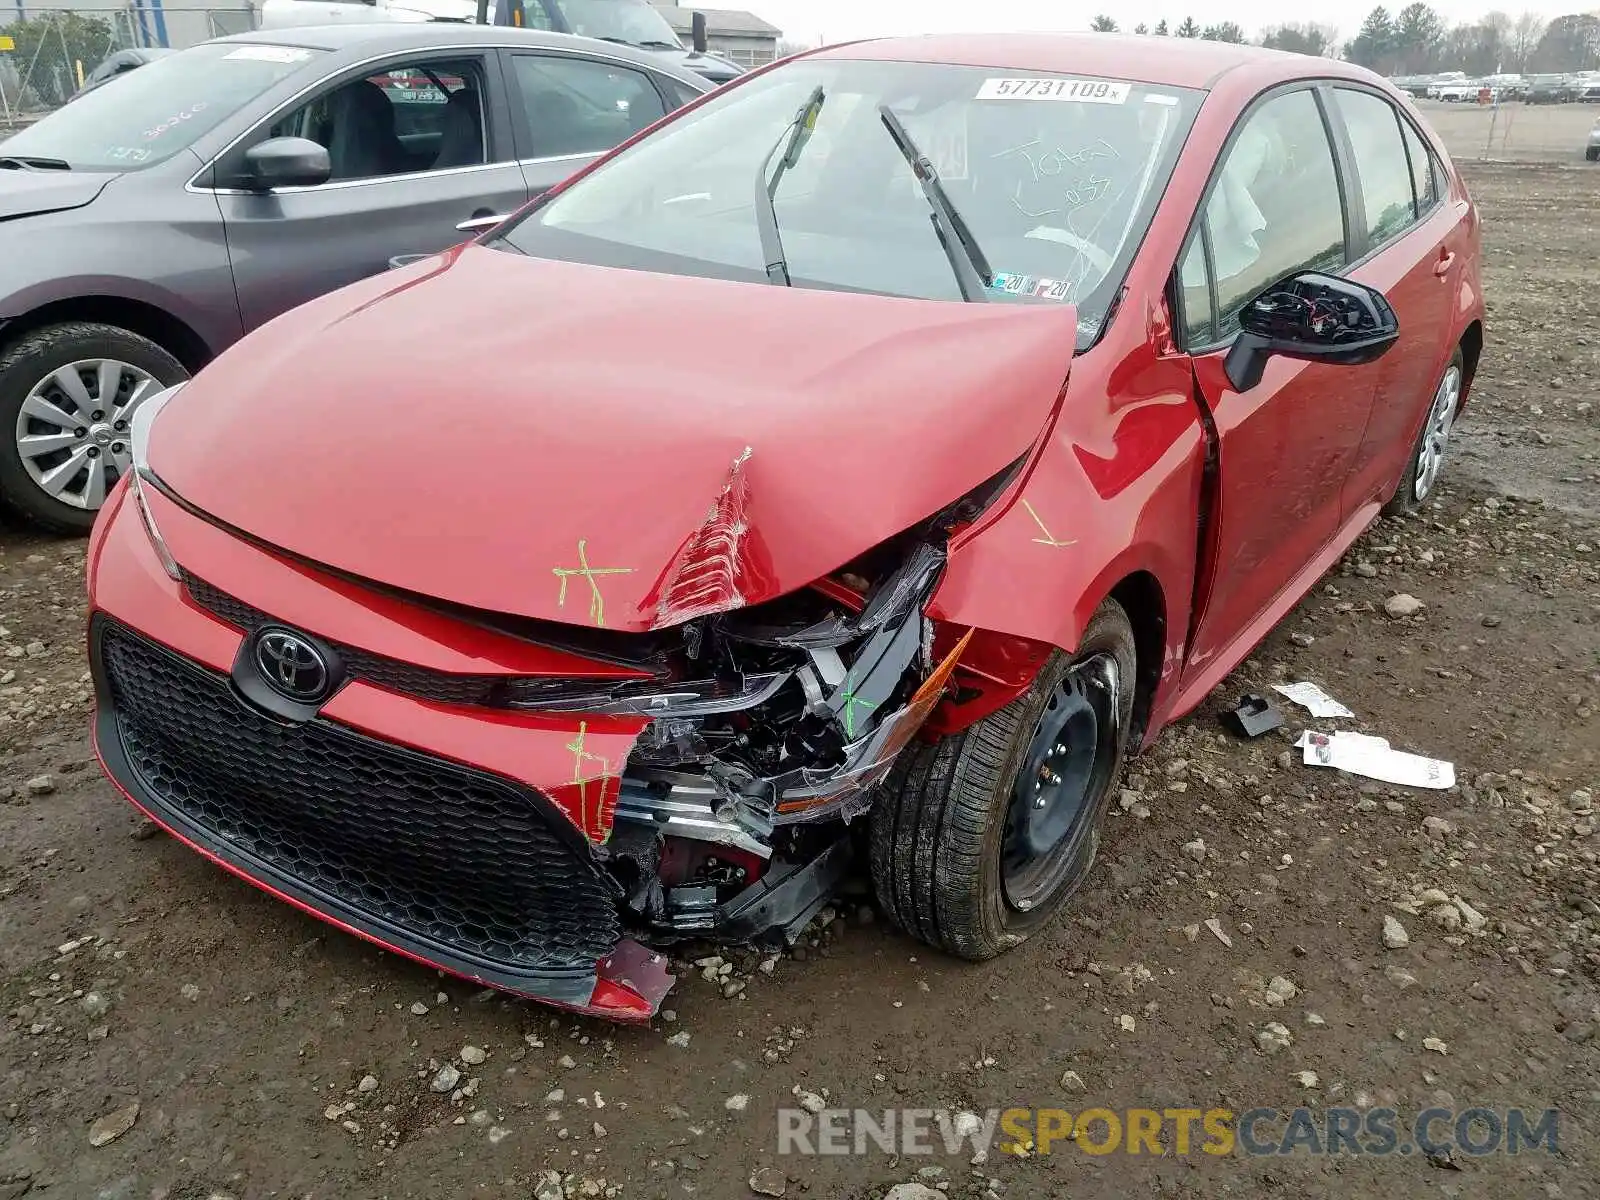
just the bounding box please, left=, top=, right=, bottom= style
left=182, top=572, right=503, bottom=707
left=98, top=619, right=620, bottom=973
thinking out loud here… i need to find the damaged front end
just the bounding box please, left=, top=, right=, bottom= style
left=507, top=472, right=1015, bottom=955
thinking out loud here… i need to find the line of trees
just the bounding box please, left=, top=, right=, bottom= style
left=1345, top=7, right=1598, bottom=74
left=1088, top=16, right=1336, bottom=54
left=1087, top=7, right=1600, bottom=73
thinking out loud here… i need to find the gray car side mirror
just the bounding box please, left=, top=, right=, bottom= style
left=243, top=137, right=332, bottom=191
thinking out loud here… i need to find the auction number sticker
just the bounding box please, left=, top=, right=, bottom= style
left=224, top=45, right=312, bottom=63
left=976, top=78, right=1130, bottom=104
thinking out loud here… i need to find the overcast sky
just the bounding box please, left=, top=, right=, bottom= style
left=749, top=0, right=1571, bottom=48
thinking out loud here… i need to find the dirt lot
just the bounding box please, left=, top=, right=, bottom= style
left=1, top=160, right=1598, bottom=1200
left=1421, top=99, right=1598, bottom=164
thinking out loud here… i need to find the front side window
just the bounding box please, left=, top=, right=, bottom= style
left=510, top=55, right=667, bottom=157
left=1333, top=87, right=1416, bottom=247
left=493, top=59, right=1202, bottom=347
left=1201, top=88, right=1346, bottom=339
left=0, top=41, right=324, bottom=171
left=265, top=57, right=488, bottom=181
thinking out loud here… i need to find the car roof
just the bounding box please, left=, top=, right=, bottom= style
left=209, top=23, right=710, bottom=87
left=814, top=31, right=1380, bottom=92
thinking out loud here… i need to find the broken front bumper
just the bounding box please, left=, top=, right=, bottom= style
left=87, top=487, right=674, bottom=1019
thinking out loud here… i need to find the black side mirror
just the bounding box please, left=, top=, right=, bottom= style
left=691, top=11, right=708, bottom=52
left=1223, top=270, right=1400, bottom=392
left=243, top=136, right=332, bottom=191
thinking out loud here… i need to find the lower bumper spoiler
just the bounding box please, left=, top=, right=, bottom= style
left=92, top=707, right=675, bottom=1021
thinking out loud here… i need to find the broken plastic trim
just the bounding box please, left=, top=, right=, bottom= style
left=501, top=669, right=788, bottom=718
left=719, top=541, right=944, bottom=650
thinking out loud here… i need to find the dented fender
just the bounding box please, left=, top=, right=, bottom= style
left=926, top=341, right=1209, bottom=738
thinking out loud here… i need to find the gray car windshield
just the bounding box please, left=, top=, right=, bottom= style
left=493, top=58, right=1201, bottom=344
left=1, top=41, right=324, bottom=171
left=548, top=0, right=681, bottom=47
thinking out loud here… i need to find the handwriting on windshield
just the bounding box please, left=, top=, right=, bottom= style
left=143, top=101, right=208, bottom=141
left=993, top=138, right=1120, bottom=218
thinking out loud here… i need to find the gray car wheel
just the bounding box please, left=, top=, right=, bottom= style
left=0, top=322, right=188, bottom=535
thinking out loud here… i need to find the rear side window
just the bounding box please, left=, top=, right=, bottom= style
left=1400, top=118, right=1440, bottom=213
left=659, top=75, right=705, bottom=109
left=1332, top=88, right=1417, bottom=247
left=1201, top=88, right=1346, bottom=339
left=509, top=54, right=666, bottom=158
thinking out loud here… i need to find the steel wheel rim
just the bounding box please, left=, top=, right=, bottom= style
left=14, top=358, right=162, bottom=511
left=1413, top=364, right=1461, bottom=502
left=1000, top=652, right=1121, bottom=913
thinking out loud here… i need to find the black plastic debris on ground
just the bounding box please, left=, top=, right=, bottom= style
left=1221, top=694, right=1285, bottom=739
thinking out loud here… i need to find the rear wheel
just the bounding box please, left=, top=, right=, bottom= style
left=1384, top=348, right=1463, bottom=518
left=0, top=322, right=188, bottom=535
left=1587, top=147, right=1599, bottom=162
left=869, top=599, right=1137, bottom=960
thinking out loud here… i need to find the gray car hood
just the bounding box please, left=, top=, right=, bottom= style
left=0, top=168, right=117, bottom=221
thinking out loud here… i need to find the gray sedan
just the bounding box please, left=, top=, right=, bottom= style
left=0, top=24, right=710, bottom=533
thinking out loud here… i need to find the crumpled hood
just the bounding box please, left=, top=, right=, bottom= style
left=0, top=168, right=117, bottom=221
left=150, top=246, right=1077, bottom=632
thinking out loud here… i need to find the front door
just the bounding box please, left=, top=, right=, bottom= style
left=1176, top=86, right=1378, bottom=682
left=209, top=49, right=530, bottom=332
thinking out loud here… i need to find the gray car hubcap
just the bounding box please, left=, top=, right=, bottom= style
left=14, top=359, right=162, bottom=511
left=1413, top=364, right=1461, bottom=502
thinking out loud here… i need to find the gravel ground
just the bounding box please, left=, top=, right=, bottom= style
left=0, top=160, right=1597, bottom=1200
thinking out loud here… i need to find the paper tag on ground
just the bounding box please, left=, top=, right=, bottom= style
left=976, top=78, right=1130, bottom=104
left=1273, top=682, right=1355, bottom=719
left=1298, top=731, right=1455, bottom=790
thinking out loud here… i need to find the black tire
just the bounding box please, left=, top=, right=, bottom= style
left=1384, top=347, right=1465, bottom=519
left=869, top=599, right=1137, bottom=961
left=0, top=322, right=189, bottom=535
left=1587, top=148, right=1599, bottom=162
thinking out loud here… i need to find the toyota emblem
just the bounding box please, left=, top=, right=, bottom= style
left=253, top=628, right=330, bottom=703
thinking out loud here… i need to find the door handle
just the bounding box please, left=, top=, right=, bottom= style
left=456, top=213, right=508, bottom=233
left=1433, top=251, right=1456, bottom=278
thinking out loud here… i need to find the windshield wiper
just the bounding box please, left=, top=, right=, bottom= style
left=877, top=105, right=990, bottom=302
left=636, top=39, right=682, bottom=50
left=0, top=155, right=72, bottom=171
left=753, top=84, right=825, bottom=287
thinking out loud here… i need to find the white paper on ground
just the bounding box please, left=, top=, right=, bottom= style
left=1273, top=681, right=1356, bottom=719
left=1297, top=731, right=1455, bottom=790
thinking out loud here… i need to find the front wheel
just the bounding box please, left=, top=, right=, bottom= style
left=1384, top=348, right=1464, bottom=518
left=869, top=599, right=1137, bottom=961
left=0, top=322, right=189, bottom=535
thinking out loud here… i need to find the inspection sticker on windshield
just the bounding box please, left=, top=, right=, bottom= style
left=224, top=45, right=312, bottom=63
left=991, top=272, right=1072, bottom=301
left=976, top=78, right=1130, bottom=104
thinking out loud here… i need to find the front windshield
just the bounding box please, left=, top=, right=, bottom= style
left=546, top=0, right=681, bottom=47
left=493, top=59, right=1201, bottom=345
left=1, top=41, right=323, bottom=171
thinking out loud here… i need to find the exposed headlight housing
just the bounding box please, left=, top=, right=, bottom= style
left=126, top=383, right=184, bottom=581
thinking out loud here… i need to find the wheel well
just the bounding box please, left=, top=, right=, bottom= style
left=1, top=297, right=212, bottom=374
left=1459, top=320, right=1484, bottom=393
left=1108, top=571, right=1165, bottom=749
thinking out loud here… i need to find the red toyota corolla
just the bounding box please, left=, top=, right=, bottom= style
left=86, top=33, right=1483, bottom=1020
